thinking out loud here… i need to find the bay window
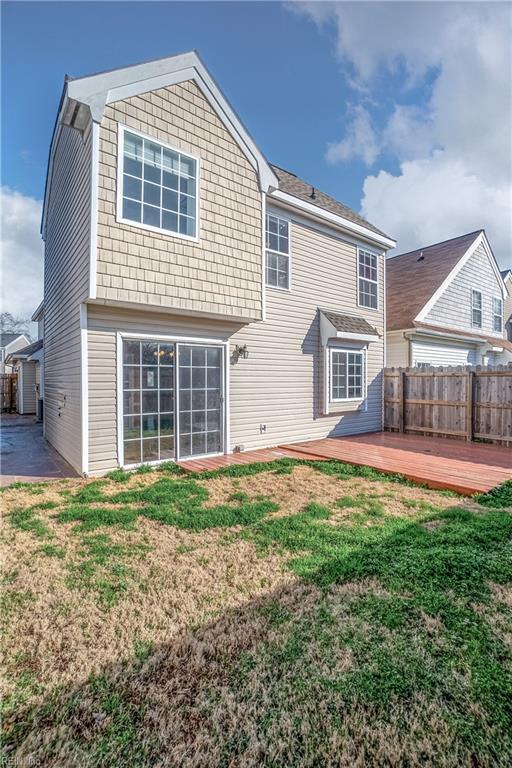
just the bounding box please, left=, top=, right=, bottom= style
left=330, top=348, right=365, bottom=401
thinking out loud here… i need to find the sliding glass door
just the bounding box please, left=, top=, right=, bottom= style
left=122, top=339, right=224, bottom=466
left=178, top=345, right=223, bottom=459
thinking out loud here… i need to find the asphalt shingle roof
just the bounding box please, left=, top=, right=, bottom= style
left=271, top=165, right=391, bottom=240
left=323, top=311, right=378, bottom=337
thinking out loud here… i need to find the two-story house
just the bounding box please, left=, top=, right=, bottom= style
left=386, top=231, right=512, bottom=368
left=41, top=52, right=396, bottom=476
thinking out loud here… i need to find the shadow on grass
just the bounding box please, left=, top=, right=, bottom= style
left=3, top=500, right=512, bottom=767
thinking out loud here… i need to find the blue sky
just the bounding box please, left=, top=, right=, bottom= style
left=2, top=1, right=378, bottom=211
left=1, top=1, right=510, bottom=319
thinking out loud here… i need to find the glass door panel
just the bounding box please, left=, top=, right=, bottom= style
left=178, top=344, right=223, bottom=459
left=122, top=340, right=175, bottom=464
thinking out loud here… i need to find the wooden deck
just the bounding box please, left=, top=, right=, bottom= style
left=281, top=433, right=512, bottom=495
left=177, top=446, right=323, bottom=474
left=179, top=432, right=511, bottom=495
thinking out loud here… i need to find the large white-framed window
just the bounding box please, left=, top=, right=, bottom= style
left=330, top=347, right=366, bottom=402
left=493, top=296, right=503, bottom=333
left=471, top=289, right=482, bottom=328
left=357, top=248, right=378, bottom=309
left=117, top=125, right=199, bottom=241
left=265, top=212, right=290, bottom=290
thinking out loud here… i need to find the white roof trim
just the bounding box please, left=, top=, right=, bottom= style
left=415, top=231, right=505, bottom=322
left=31, top=301, right=44, bottom=322
left=66, top=51, right=277, bottom=192
left=320, top=311, right=379, bottom=347
left=269, top=189, right=396, bottom=250
left=409, top=326, right=487, bottom=346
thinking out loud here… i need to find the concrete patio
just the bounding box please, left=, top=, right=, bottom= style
left=0, top=415, right=77, bottom=485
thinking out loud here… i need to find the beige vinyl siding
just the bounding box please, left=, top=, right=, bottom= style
left=87, top=305, right=241, bottom=474
left=18, top=362, right=37, bottom=414
left=96, top=80, right=262, bottom=322
left=386, top=331, right=409, bottom=368
left=229, top=218, right=385, bottom=450
left=43, top=122, right=92, bottom=473
left=87, top=217, right=385, bottom=474
left=426, top=242, right=504, bottom=335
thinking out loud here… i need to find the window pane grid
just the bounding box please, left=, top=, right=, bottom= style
left=331, top=350, right=364, bottom=401
left=122, top=130, right=197, bottom=238
left=265, top=213, right=290, bottom=288
left=472, top=290, right=482, bottom=327
left=122, top=341, right=175, bottom=463
left=179, top=346, right=222, bottom=459
left=493, top=297, right=503, bottom=333
left=358, top=249, right=378, bottom=309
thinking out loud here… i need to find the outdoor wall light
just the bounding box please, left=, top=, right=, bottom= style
left=235, top=344, right=249, bottom=359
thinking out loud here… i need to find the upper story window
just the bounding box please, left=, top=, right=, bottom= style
left=493, top=296, right=503, bottom=333
left=265, top=213, right=290, bottom=290
left=471, top=289, right=482, bottom=328
left=119, top=127, right=198, bottom=240
left=358, top=248, right=378, bottom=309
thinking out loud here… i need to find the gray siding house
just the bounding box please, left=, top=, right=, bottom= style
left=386, top=231, right=511, bottom=369
left=41, top=52, right=396, bottom=476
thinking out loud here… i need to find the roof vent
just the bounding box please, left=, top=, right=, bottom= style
left=417, top=252, right=425, bottom=262
left=310, top=186, right=316, bottom=199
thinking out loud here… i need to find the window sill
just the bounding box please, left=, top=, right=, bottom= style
left=116, top=215, right=200, bottom=244
left=324, top=400, right=365, bottom=415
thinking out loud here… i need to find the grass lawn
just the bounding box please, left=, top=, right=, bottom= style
left=1, top=459, right=511, bottom=767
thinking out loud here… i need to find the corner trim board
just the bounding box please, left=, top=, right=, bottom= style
left=80, top=304, right=89, bottom=475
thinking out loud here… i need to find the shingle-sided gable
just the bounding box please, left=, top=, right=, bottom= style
left=424, top=238, right=505, bottom=335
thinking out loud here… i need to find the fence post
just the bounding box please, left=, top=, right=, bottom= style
left=466, top=370, right=474, bottom=441
left=398, top=369, right=406, bottom=433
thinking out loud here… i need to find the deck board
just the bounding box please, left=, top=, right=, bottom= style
left=178, top=432, right=511, bottom=494
left=280, top=433, right=511, bottom=495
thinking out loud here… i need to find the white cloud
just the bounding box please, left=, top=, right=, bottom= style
left=326, top=105, right=379, bottom=166
left=293, top=2, right=512, bottom=266
left=362, top=152, right=511, bottom=258
left=1, top=187, right=44, bottom=321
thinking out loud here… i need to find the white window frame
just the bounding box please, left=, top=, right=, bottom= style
left=357, top=247, right=379, bottom=311
left=493, top=296, right=503, bottom=334
left=329, top=347, right=366, bottom=403
left=471, top=289, right=482, bottom=328
left=116, top=332, right=229, bottom=470
left=265, top=211, right=291, bottom=291
left=116, top=124, right=200, bottom=243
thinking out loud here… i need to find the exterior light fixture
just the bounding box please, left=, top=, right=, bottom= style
left=235, top=344, right=249, bottom=360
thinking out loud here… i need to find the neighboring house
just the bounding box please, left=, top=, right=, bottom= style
left=0, top=333, right=30, bottom=375
left=6, top=339, right=44, bottom=416
left=40, top=51, right=396, bottom=476
left=386, top=231, right=512, bottom=368
left=502, top=269, right=512, bottom=341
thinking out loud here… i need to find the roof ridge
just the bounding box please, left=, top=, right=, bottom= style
left=389, top=230, right=483, bottom=261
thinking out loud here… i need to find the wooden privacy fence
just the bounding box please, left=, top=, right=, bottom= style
left=0, top=373, right=17, bottom=413
left=384, top=364, right=512, bottom=446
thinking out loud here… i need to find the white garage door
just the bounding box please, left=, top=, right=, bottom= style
left=411, top=339, right=478, bottom=367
